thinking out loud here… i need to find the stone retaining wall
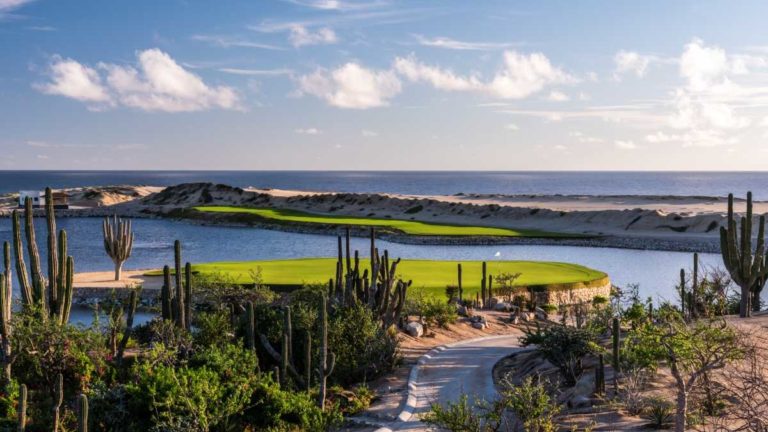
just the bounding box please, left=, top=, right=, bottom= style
left=73, top=286, right=160, bottom=307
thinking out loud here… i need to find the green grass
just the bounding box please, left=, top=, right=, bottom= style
left=192, top=206, right=581, bottom=238
left=147, top=258, right=608, bottom=298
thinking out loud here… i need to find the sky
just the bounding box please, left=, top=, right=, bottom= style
left=2, top=0, right=768, bottom=170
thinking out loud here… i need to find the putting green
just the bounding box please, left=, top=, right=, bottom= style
left=147, top=258, right=608, bottom=298
left=192, top=206, right=582, bottom=238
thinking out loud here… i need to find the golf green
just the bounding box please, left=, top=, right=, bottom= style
left=192, top=206, right=582, bottom=238
left=148, top=258, right=608, bottom=298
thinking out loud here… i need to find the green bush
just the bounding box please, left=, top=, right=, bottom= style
left=500, top=375, right=559, bottom=432
left=193, top=310, right=234, bottom=349
left=520, top=324, right=599, bottom=386
left=641, top=396, right=674, bottom=429
left=423, top=298, right=458, bottom=328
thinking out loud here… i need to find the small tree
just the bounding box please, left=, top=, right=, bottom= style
left=520, top=324, right=599, bottom=386
left=494, top=272, right=522, bottom=303
left=632, top=317, right=744, bottom=432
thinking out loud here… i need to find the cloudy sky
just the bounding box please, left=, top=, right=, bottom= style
left=2, top=0, right=768, bottom=170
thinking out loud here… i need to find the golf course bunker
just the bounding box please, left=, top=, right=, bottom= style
left=169, top=258, right=611, bottom=306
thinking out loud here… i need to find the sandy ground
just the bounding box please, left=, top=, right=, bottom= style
left=73, top=270, right=163, bottom=289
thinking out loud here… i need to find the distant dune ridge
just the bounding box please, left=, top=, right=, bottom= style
left=0, top=182, right=758, bottom=252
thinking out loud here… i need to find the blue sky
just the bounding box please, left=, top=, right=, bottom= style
left=2, top=0, right=768, bottom=170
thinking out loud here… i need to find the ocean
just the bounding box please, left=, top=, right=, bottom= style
left=2, top=170, right=768, bottom=198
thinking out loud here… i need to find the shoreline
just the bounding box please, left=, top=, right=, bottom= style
left=0, top=182, right=741, bottom=254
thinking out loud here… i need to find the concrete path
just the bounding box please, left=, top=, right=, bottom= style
left=362, top=334, right=523, bottom=432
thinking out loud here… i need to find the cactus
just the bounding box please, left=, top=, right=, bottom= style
left=173, top=241, right=185, bottom=329
left=317, top=294, right=335, bottom=410
left=161, top=265, right=172, bottom=321
left=184, top=262, right=192, bottom=331
left=52, top=373, right=63, bottom=432
left=753, top=253, right=768, bottom=312
left=116, top=288, right=140, bottom=364
left=457, top=263, right=463, bottom=303
left=480, top=261, right=487, bottom=308
left=0, top=272, right=10, bottom=384
left=304, top=331, right=312, bottom=392
left=12, top=191, right=74, bottom=323
left=18, top=383, right=27, bottom=432
left=259, top=306, right=306, bottom=388
left=678, top=269, right=686, bottom=318
left=245, top=302, right=256, bottom=351
left=612, top=317, right=620, bottom=373
left=78, top=394, right=88, bottom=432
left=719, top=192, right=768, bottom=318
left=102, top=215, right=134, bottom=281
left=595, top=353, right=605, bottom=395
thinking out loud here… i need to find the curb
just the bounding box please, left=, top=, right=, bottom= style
left=374, top=334, right=521, bottom=432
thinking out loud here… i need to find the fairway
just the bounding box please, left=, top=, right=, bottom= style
left=193, top=206, right=579, bottom=238
left=153, top=258, right=608, bottom=298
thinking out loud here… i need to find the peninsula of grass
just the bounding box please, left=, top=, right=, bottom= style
left=192, top=206, right=583, bottom=238
left=146, top=258, right=608, bottom=298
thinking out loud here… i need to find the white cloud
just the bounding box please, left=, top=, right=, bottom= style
left=218, top=68, right=293, bottom=76
left=298, top=62, right=401, bottom=109
left=295, top=127, right=322, bottom=135
left=504, top=123, right=519, bottom=131
left=547, top=90, right=569, bottom=102
left=569, top=131, right=603, bottom=143
left=37, top=49, right=241, bottom=112
left=613, top=50, right=653, bottom=78
left=36, top=56, right=112, bottom=103
left=553, top=144, right=568, bottom=151
left=0, top=0, right=34, bottom=12
left=288, top=24, right=338, bottom=47
left=191, top=35, right=283, bottom=50
left=614, top=140, right=637, bottom=150
left=361, top=129, right=378, bottom=137
left=394, top=50, right=575, bottom=100
left=283, top=0, right=387, bottom=11
left=414, top=35, right=518, bottom=51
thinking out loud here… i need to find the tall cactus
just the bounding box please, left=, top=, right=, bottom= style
left=258, top=305, right=306, bottom=389
left=173, top=241, right=186, bottom=329
left=18, top=383, right=27, bottom=432
left=46, top=188, right=58, bottom=319
left=184, top=262, right=192, bottom=331
left=52, top=373, right=63, bottom=432
left=457, top=263, right=463, bottom=303
left=480, top=261, right=487, bottom=308
left=0, top=272, right=11, bottom=384
left=719, top=192, right=768, bottom=318
left=116, top=288, right=140, bottom=364
left=102, top=215, right=134, bottom=281
left=78, top=394, right=88, bottom=432
left=317, top=294, right=335, bottom=410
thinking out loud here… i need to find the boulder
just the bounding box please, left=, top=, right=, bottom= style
left=405, top=321, right=424, bottom=338
left=509, top=314, right=520, bottom=325
left=471, top=321, right=488, bottom=330
left=535, top=307, right=548, bottom=321
left=520, top=312, right=535, bottom=322
left=494, top=302, right=512, bottom=312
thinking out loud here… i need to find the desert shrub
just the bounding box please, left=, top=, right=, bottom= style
left=641, top=396, right=674, bottom=429
left=541, top=304, right=558, bottom=314
left=499, top=375, right=559, bottom=432
left=194, top=270, right=276, bottom=308
left=327, top=384, right=375, bottom=416
left=591, top=295, right=609, bottom=307
left=520, top=324, right=599, bottom=386
left=193, top=310, right=234, bottom=349
left=618, top=368, right=650, bottom=415
left=124, top=343, right=259, bottom=431
left=423, top=298, right=458, bottom=328
left=445, top=285, right=459, bottom=302
left=422, top=394, right=483, bottom=431
left=328, top=303, right=398, bottom=385
left=11, top=309, right=106, bottom=397
left=132, top=318, right=193, bottom=355
left=495, top=272, right=523, bottom=303
left=403, top=287, right=428, bottom=319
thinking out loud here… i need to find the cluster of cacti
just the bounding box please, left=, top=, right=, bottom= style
left=257, top=305, right=309, bottom=389
left=330, top=228, right=411, bottom=329
left=678, top=253, right=700, bottom=320
left=11, top=188, right=74, bottom=323
left=102, top=215, right=134, bottom=281
left=719, top=192, right=768, bottom=317
left=160, top=240, right=192, bottom=329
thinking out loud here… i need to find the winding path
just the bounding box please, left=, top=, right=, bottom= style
left=372, top=334, right=524, bottom=432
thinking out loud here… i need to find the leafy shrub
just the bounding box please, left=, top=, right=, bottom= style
left=327, top=384, right=375, bottom=416
left=591, top=295, right=609, bottom=307
left=520, top=324, right=599, bottom=386
left=541, top=304, right=558, bottom=314
left=328, top=304, right=399, bottom=385
left=193, top=310, right=234, bottom=349
left=422, top=394, right=482, bottom=431
left=641, top=396, right=674, bottom=429
left=500, top=375, right=559, bottom=432
left=423, top=298, right=458, bottom=328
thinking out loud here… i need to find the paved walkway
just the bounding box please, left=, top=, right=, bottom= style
left=357, top=334, right=523, bottom=432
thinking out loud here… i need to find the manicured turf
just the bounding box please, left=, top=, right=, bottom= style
left=148, top=258, right=608, bottom=298
left=192, top=206, right=580, bottom=238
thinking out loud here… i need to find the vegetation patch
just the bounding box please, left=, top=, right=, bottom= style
left=192, top=206, right=585, bottom=238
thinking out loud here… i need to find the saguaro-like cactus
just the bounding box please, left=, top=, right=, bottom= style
left=719, top=192, right=768, bottom=318
left=259, top=306, right=306, bottom=389
left=317, top=294, right=335, bottom=410
left=78, top=394, right=88, bottom=432
left=102, top=215, right=134, bottom=281
left=480, top=261, right=487, bottom=308
left=18, top=383, right=27, bottom=432
left=161, top=266, right=172, bottom=321
left=457, top=263, right=463, bottom=302
left=53, top=373, right=63, bottom=432
left=116, top=288, right=140, bottom=364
